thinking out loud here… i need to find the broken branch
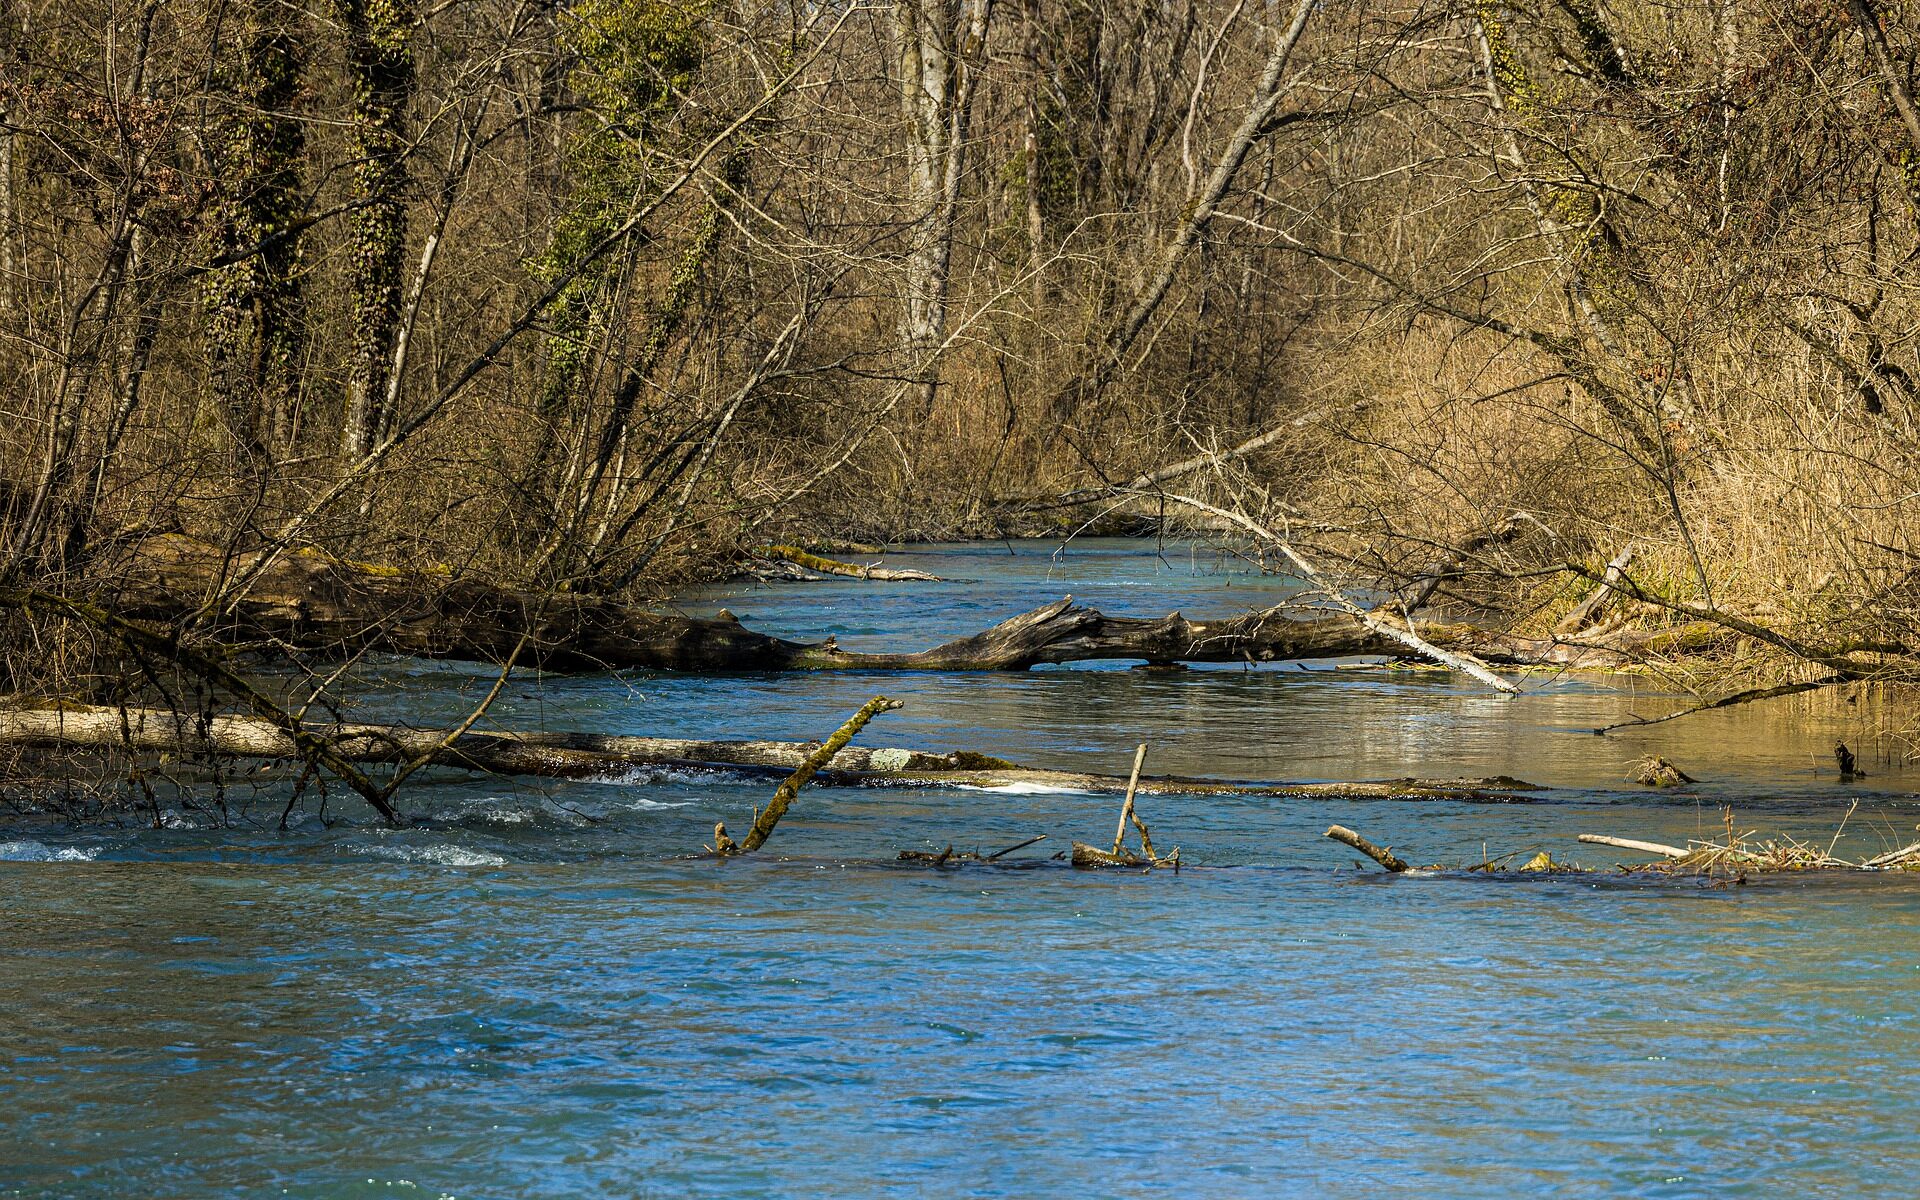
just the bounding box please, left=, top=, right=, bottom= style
left=1325, top=824, right=1410, bottom=872
left=731, top=695, right=903, bottom=854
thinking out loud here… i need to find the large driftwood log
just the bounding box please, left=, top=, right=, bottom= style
left=82, top=535, right=1723, bottom=674
left=0, top=702, right=1543, bottom=801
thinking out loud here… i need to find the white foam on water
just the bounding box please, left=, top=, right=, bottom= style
left=0, top=840, right=99, bottom=862
left=612, top=796, right=696, bottom=811
left=597, top=765, right=757, bottom=788
left=952, top=782, right=1095, bottom=796
left=452, top=802, right=539, bottom=827
left=358, top=842, right=509, bottom=867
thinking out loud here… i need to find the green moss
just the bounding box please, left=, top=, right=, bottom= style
left=528, top=0, right=709, bottom=415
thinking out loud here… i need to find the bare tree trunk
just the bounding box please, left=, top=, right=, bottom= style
left=1713, top=0, right=1738, bottom=229
left=0, top=4, right=21, bottom=316
left=0, top=77, right=12, bottom=315
left=1023, top=0, right=1046, bottom=315
left=9, top=0, right=160, bottom=575
left=894, top=0, right=991, bottom=412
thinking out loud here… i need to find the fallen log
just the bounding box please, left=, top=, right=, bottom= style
left=0, top=702, right=1544, bottom=802
left=80, top=535, right=1723, bottom=674
left=753, top=544, right=941, bottom=582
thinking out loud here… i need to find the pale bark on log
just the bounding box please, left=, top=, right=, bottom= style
left=1555, top=544, right=1634, bottom=634
left=1864, top=839, right=1920, bottom=869
left=1577, top=833, right=1688, bottom=858
left=0, top=701, right=1544, bottom=801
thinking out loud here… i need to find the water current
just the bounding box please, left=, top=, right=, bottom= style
left=5, top=539, right=1920, bottom=1197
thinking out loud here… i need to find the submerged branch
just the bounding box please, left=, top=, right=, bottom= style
left=1594, top=677, right=1847, bottom=735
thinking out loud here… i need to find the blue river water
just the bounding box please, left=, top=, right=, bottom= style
left=5, top=539, right=1920, bottom=1197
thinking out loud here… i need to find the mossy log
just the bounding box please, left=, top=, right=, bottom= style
left=753, top=544, right=940, bottom=582
left=0, top=701, right=1542, bottom=801
left=104, top=535, right=1724, bottom=674
left=729, top=696, right=901, bottom=854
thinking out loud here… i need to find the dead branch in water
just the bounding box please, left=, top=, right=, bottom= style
left=1577, top=833, right=1688, bottom=858
left=897, top=834, right=1048, bottom=865
left=1595, top=678, right=1847, bottom=735
left=1111, top=743, right=1149, bottom=856
left=727, top=695, right=902, bottom=855
left=1324, top=824, right=1410, bottom=872
left=1072, top=743, right=1180, bottom=869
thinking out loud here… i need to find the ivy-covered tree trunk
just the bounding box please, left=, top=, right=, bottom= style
left=515, top=0, right=705, bottom=548
left=202, top=0, right=307, bottom=458
left=334, top=0, right=414, bottom=462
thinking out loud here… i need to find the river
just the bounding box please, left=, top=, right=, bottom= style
left=5, top=539, right=1919, bottom=1196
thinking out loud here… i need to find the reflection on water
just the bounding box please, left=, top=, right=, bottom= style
left=4, top=539, right=1920, bottom=1197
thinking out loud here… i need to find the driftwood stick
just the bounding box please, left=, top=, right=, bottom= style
left=1595, top=677, right=1846, bottom=735
left=1577, top=833, right=1689, bottom=858
left=1863, top=839, right=1920, bottom=869
left=731, top=695, right=902, bottom=854
left=1113, top=742, right=1148, bottom=854
left=1131, top=806, right=1159, bottom=862
left=1325, top=824, right=1410, bottom=872
left=985, top=834, right=1047, bottom=860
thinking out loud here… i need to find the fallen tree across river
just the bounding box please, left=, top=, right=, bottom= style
left=0, top=701, right=1542, bottom=804
left=61, top=535, right=1726, bottom=674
